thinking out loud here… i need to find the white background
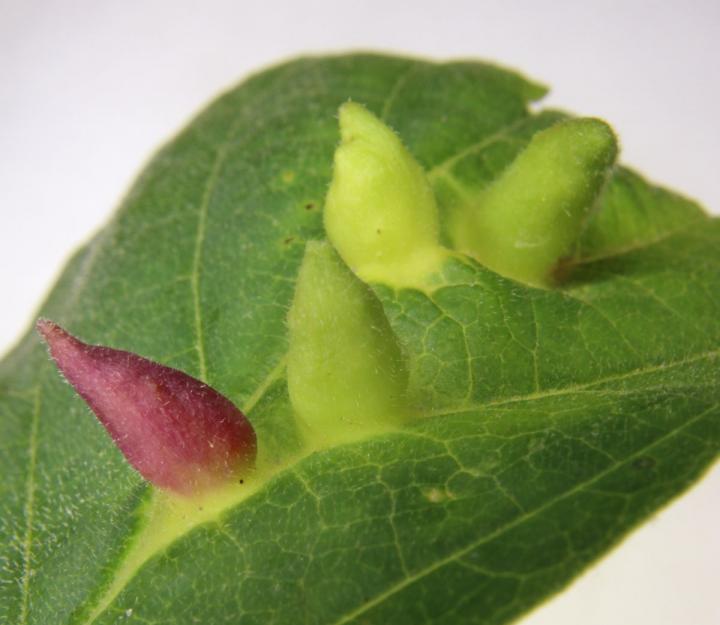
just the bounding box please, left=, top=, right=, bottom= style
left=1, top=1, right=718, bottom=623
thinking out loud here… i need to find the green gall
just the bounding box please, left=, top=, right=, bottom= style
left=286, top=241, right=409, bottom=445
left=450, top=118, right=618, bottom=287
left=324, top=102, right=446, bottom=289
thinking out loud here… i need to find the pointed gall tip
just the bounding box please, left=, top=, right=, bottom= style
left=37, top=319, right=257, bottom=497
left=36, top=317, right=60, bottom=340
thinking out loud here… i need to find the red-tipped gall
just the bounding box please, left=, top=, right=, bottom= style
left=36, top=319, right=256, bottom=496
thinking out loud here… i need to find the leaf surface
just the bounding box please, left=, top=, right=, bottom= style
left=0, top=54, right=717, bottom=625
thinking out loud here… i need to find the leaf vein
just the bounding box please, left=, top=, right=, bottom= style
left=426, top=349, right=719, bottom=418
left=426, top=114, right=533, bottom=179
left=330, top=402, right=718, bottom=625
left=380, top=63, right=420, bottom=122
left=243, top=353, right=289, bottom=414
left=189, top=118, right=245, bottom=382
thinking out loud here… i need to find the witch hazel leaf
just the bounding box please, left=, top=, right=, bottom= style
left=1, top=55, right=717, bottom=625
left=36, top=319, right=256, bottom=497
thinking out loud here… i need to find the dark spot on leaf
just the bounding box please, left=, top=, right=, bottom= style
left=283, top=237, right=294, bottom=245
left=632, top=456, right=656, bottom=471
left=305, top=202, right=315, bottom=210
left=239, top=479, right=244, bottom=484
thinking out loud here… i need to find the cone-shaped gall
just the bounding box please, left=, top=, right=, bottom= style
left=324, top=102, right=446, bottom=289
left=287, top=242, right=409, bottom=445
left=449, top=118, right=618, bottom=287
left=37, top=320, right=256, bottom=496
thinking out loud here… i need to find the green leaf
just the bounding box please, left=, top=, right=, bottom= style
left=1, top=53, right=717, bottom=625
